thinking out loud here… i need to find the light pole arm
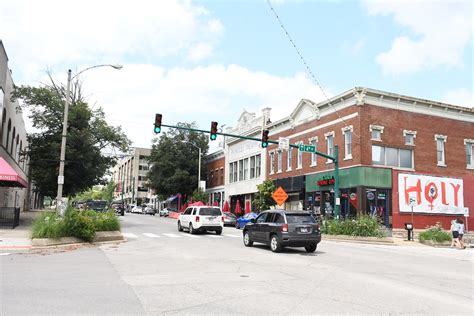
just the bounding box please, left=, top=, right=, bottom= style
left=71, top=64, right=122, bottom=80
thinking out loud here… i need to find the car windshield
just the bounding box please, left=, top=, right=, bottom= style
left=285, top=214, right=316, bottom=224
left=199, top=208, right=222, bottom=216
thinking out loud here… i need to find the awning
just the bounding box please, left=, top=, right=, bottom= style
left=0, top=157, right=28, bottom=188
left=164, top=195, right=178, bottom=203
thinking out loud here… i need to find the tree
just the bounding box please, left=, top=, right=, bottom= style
left=147, top=122, right=209, bottom=198
left=192, top=188, right=208, bottom=203
left=253, top=180, right=277, bottom=211
left=12, top=74, right=130, bottom=198
left=73, top=182, right=116, bottom=204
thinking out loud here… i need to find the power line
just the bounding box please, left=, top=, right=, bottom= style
left=266, top=0, right=360, bottom=139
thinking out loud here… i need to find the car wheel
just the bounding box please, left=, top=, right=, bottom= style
left=235, top=223, right=240, bottom=229
left=243, top=231, right=253, bottom=247
left=215, top=229, right=222, bottom=235
left=270, top=235, right=282, bottom=253
left=178, top=221, right=183, bottom=232
left=189, top=223, right=195, bottom=234
left=305, top=243, right=317, bottom=253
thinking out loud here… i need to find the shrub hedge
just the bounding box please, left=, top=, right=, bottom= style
left=31, top=207, right=121, bottom=241
left=419, top=223, right=452, bottom=243
left=321, top=215, right=386, bottom=238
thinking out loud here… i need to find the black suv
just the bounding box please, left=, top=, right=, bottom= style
left=243, top=210, right=321, bottom=253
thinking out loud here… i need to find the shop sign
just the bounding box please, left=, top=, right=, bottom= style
left=317, top=176, right=335, bottom=186
left=272, top=186, right=288, bottom=206
left=367, top=191, right=375, bottom=200
left=378, top=193, right=386, bottom=200
left=398, top=173, right=464, bottom=214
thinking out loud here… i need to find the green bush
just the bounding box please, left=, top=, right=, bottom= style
left=419, top=223, right=452, bottom=243
left=94, top=211, right=120, bottom=232
left=321, top=215, right=385, bottom=238
left=31, top=212, right=66, bottom=239
left=64, top=209, right=96, bottom=242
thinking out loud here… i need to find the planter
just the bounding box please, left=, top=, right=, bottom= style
left=32, top=231, right=123, bottom=247
left=322, top=234, right=394, bottom=244
left=419, top=239, right=452, bottom=248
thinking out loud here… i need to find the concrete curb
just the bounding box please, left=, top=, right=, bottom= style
left=31, top=231, right=124, bottom=247
left=323, top=234, right=395, bottom=245
left=419, top=240, right=454, bottom=248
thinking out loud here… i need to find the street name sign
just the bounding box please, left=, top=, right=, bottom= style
left=278, top=137, right=290, bottom=150
left=272, top=186, right=288, bottom=206
left=298, top=144, right=316, bottom=153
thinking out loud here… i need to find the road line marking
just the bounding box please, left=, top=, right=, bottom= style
left=0, top=253, right=11, bottom=256
left=183, top=234, right=201, bottom=238
left=123, top=233, right=138, bottom=239
left=162, top=233, right=181, bottom=238
left=225, top=234, right=241, bottom=238
left=143, top=233, right=160, bottom=238
left=207, top=235, right=222, bottom=238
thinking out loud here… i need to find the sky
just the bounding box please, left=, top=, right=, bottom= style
left=1, top=0, right=472, bottom=151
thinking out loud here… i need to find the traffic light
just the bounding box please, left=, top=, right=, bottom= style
left=154, top=114, right=162, bottom=133
left=261, top=129, right=269, bottom=148
left=210, top=121, right=218, bottom=141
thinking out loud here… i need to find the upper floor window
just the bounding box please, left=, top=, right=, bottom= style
left=296, top=142, right=303, bottom=169
left=372, top=145, right=413, bottom=169
left=342, top=126, right=353, bottom=159
left=269, top=152, right=275, bottom=174
left=250, top=156, right=256, bottom=178
left=243, top=159, right=249, bottom=180
left=324, top=131, right=335, bottom=162
left=309, top=138, right=318, bottom=166
left=287, top=148, right=292, bottom=171
left=233, top=161, right=238, bottom=182
left=370, top=124, right=384, bottom=141
left=220, top=168, right=224, bottom=185
left=435, top=134, right=447, bottom=166
left=238, top=160, right=244, bottom=181
left=403, top=130, right=417, bottom=146
left=255, top=154, right=261, bottom=178
left=277, top=150, right=282, bottom=173
left=229, top=162, right=234, bottom=183
left=465, top=139, right=474, bottom=169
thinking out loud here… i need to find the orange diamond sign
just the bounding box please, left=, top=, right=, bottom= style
left=272, top=186, right=288, bottom=206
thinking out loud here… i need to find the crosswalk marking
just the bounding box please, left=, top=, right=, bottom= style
left=0, top=253, right=11, bottom=256
left=207, top=235, right=222, bottom=238
left=225, top=234, right=241, bottom=238
left=183, top=234, right=201, bottom=238
left=123, top=233, right=138, bottom=239
left=143, top=233, right=160, bottom=238
left=162, top=233, right=181, bottom=238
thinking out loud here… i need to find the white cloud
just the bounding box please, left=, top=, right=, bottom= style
left=443, top=88, right=473, bottom=108
left=60, top=64, right=327, bottom=148
left=365, top=0, right=473, bottom=75
left=351, top=39, right=365, bottom=55
left=186, top=43, right=214, bottom=62
left=0, top=0, right=223, bottom=82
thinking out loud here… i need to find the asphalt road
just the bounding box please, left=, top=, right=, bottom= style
left=1, top=213, right=473, bottom=315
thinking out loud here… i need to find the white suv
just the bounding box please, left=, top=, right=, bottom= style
left=178, top=206, right=224, bottom=234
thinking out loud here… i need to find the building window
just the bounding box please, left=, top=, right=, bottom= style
left=435, top=134, right=447, bottom=166
left=370, top=124, right=384, bottom=141
left=287, top=148, right=292, bottom=171
left=342, top=126, right=353, bottom=159
left=233, top=162, right=238, bottom=182
left=215, top=168, right=219, bottom=185
left=220, top=168, right=224, bottom=185
left=250, top=156, right=256, bottom=178
left=403, top=130, right=417, bottom=145
left=465, top=139, right=474, bottom=169
left=243, top=159, right=249, bottom=180
left=325, top=131, right=335, bottom=162
left=269, top=152, right=275, bottom=174
left=309, top=138, right=318, bottom=166
left=229, top=162, right=234, bottom=183
left=239, top=159, right=244, bottom=181
left=372, top=145, right=413, bottom=169
left=296, top=142, right=303, bottom=169
left=277, top=150, right=282, bottom=173
left=255, top=154, right=261, bottom=177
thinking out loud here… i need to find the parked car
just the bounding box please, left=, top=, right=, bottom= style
left=144, top=205, right=156, bottom=215
left=126, top=204, right=136, bottom=213
left=235, top=212, right=258, bottom=229
left=86, top=200, right=107, bottom=213
left=131, top=205, right=143, bottom=214
left=242, top=210, right=321, bottom=253
left=111, top=202, right=125, bottom=216
left=223, top=212, right=237, bottom=226
left=177, top=206, right=224, bottom=234
left=159, top=208, right=170, bottom=217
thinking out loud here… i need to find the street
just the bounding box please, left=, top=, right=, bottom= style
left=2, top=213, right=473, bottom=315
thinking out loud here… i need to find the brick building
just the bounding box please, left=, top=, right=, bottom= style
left=266, top=87, right=473, bottom=230
left=205, top=149, right=225, bottom=209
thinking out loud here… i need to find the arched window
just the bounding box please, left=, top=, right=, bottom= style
left=15, top=134, right=19, bottom=161
left=19, top=140, right=23, bottom=168
left=0, top=108, right=6, bottom=146
left=6, top=119, right=11, bottom=152
left=11, top=127, right=16, bottom=155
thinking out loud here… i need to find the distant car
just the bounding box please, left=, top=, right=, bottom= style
left=235, top=212, right=258, bottom=229
left=159, top=208, right=170, bottom=217
left=223, top=212, right=237, bottom=226
left=111, top=202, right=125, bottom=216
left=144, top=205, right=156, bottom=215
left=127, top=204, right=136, bottom=213
left=86, top=200, right=107, bottom=213
left=178, top=206, right=224, bottom=234
left=131, top=205, right=143, bottom=214
left=243, top=210, right=321, bottom=253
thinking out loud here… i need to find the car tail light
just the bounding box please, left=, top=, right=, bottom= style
left=281, top=224, right=288, bottom=232
left=315, top=224, right=320, bottom=230
left=222, top=216, right=225, bottom=222
left=196, top=216, right=200, bottom=222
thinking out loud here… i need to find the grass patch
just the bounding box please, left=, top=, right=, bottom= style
left=321, top=215, right=386, bottom=238
left=419, top=223, right=452, bottom=243
left=31, top=212, right=66, bottom=239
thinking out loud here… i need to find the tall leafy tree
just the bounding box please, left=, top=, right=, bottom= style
left=147, top=122, right=209, bottom=199
left=253, top=180, right=277, bottom=211
left=12, top=74, right=130, bottom=198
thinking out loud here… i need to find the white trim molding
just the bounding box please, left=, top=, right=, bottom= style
left=403, top=130, right=417, bottom=145
left=434, top=134, right=447, bottom=141
left=324, top=131, right=335, bottom=139
left=341, top=125, right=353, bottom=134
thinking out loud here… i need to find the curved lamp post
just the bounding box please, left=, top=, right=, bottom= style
left=56, top=64, right=122, bottom=213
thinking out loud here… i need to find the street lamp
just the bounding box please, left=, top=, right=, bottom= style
left=181, top=141, right=202, bottom=191
left=56, top=64, right=122, bottom=213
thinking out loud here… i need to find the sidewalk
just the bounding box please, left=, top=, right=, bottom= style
left=0, top=210, right=41, bottom=250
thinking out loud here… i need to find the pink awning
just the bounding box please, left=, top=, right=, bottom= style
left=0, top=157, right=28, bottom=188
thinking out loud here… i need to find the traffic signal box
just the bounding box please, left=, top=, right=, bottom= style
left=261, top=129, right=269, bottom=148
left=210, top=121, right=218, bottom=140
left=154, top=114, right=162, bottom=133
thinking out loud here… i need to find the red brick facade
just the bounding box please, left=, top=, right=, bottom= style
left=205, top=155, right=225, bottom=189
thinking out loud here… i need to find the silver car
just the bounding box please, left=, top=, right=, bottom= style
left=223, top=212, right=237, bottom=227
